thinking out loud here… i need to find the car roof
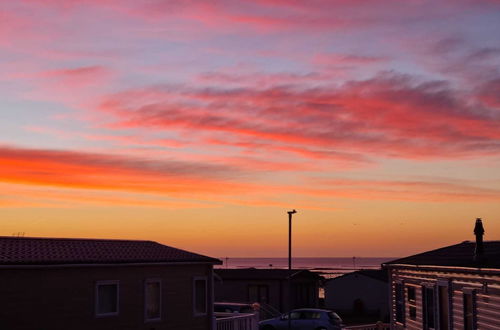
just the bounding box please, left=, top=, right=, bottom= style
left=215, top=302, right=252, bottom=306
left=291, top=308, right=332, bottom=313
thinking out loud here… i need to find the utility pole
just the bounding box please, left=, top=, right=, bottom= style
left=287, top=209, right=297, bottom=330
left=288, top=209, right=296, bottom=270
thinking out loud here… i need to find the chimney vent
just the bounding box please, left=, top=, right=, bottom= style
left=473, top=218, right=485, bottom=263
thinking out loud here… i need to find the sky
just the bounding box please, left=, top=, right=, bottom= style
left=1, top=0, right=500, bottom=258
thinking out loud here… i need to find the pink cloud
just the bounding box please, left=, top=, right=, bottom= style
left=36, top=65, right=112, bottom=88
left=312, top=53, right=387, bottom=67
left=6, top=65, right=115, bottom=110
left=96, top=72, right=500, bottom=163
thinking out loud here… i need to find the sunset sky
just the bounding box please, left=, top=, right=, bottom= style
left=1, top=0, right=499, bottom=257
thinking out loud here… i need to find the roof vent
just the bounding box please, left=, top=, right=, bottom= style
left=473, top=218, right=485, bottom=263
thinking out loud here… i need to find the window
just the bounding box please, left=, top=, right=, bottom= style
left=407, top=286, right=417, bottom=321
left=96, top=281, right=119, bottom=316
left=395, top=282, right=405, bottom=324
left=408, top=286, right=416, bottom=302
left=294, top=283, right=313, bottom=307
left=463, top=289, right=477, bottom=330
left=301, top=311, right=321, bottom=319
left=248, top=284, right=269, bottom=304
left=193, top=277, right=207, bottom=315
left=422, top=286, right=435, bottom=330
left=282, top=311, right=300, bottom=320
left=438, top=283, right=451, bottom=330
left=145, top=279, right=161, bottom=321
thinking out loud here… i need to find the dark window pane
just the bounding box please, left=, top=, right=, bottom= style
left=259, top=285, right=269, bottom=304
left=145, top=281, right=161, bottom=320
left=248, top=285, right=258, bottom=302
left=409, top=306, right=417, bottom=320
left=423, top=287, right=435, bottom=329
left=195, top=279, right=207, bottom=314
left=302, top=311, right=319, bottom=319
left=439, top=286, right=449, bottom=330
left=464, top=293, right=474, bottom=330
left=408, top=287, right=416, bottom=302
left=97, top=284, right=118, bottom=315
left=248, top=285, right=269, bottom=303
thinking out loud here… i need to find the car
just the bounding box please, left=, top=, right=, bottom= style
left=258, top=308, right=343, bottom=330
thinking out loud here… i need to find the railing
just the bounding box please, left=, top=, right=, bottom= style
left=215, top=313, right=259, bottom=330
left=344, top=323, right=390, bottom=330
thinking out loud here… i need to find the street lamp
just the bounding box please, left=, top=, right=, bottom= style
left=287, top=209, right=297, bottom=330
left=287, top=209, right=297, bottom=270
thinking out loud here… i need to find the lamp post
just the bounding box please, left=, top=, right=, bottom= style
left=287, top=209, right=297, bottom=330
left=287, top=209, right=297, bottom=270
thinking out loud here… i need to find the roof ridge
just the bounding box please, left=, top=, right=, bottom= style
left=383, top=241, right=500, bottom=269
left=0, top=236, right=153, bottom=243
left=386, top=241, right=473, bottom=262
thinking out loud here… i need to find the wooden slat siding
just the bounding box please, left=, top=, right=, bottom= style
left=389, top=267, right=500, bottom=329
left=477, top=292, right=500, bottom=330
left=452, top=290, right=464, bottom=330
left=477, top=314, right=500, bottom=329
left=389, top=271, right=405, bottom=330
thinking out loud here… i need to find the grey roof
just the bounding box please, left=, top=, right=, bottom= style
left=330, top=269, right=388, bottom=282
left=383, top=241, right=500, bottom=269
left=215, top=268, right=322, bottom=280
left=0, top=236, right=221, bottom=266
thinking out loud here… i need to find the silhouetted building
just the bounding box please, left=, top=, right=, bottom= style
left=0, top=236, right=221, bottom=330
left=324, top=269, right=389, bottom=320
left=384, top=218, right=500, bottom=330
left=214, top=268, right=321, bottom=317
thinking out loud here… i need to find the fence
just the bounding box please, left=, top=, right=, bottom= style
left=344, top=323, right=390, bottom=330
left=215, top=313, right=259, bottom=330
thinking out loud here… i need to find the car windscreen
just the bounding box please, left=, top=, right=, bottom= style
left=328, top=312, right=342, bottom=320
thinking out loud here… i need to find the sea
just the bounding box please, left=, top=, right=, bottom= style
left=214, top=257, right=395, bottom=279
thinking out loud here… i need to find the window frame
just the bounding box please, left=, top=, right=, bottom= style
left=463, top=287, right=477, bottom=330
left=95, top=280, right=120, bottom=317
left=421, top=283, right=436, bottom=330
left=437, top=279, right=452, bottom=330
left=193, top=276, right=208, bottom=317
left=247, top=284, right=270, bottom=304
left=144, top=278, right=162, bottom=322
left=406, top=285, right=418, bottom=321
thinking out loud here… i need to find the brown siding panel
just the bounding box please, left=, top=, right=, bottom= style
left=0, top=264, right=213, bottom=330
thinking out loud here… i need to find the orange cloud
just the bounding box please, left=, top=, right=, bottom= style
left=1, top=145, right=498, bottom=209
left=303, top=178, right=500, bottom=202
left=0, top=145, right=245, bottom=196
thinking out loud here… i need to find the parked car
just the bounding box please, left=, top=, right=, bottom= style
left=259, top=308, right=343, bottom=330
left=215, top=302, right=257, bottom=314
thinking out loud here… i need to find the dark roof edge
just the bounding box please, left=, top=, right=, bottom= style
left=0, top=235, right=153, bottom=243
left=214, top=269, right=322, bottom=279
left=382, top=263, right=500, bottom=275
left=384, top=240, right=500, bottom=266
left=328, top=270, right=387, bottom=283
left=0, top=260, right=222, bottom=270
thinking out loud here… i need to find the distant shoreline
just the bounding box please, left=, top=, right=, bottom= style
left=215, top=257, right=400, bottom=259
